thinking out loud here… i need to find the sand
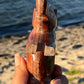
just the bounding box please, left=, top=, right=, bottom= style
left=0, top=25, right=84, bottom=84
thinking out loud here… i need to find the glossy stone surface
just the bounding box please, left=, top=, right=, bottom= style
left=26, top=0, right=56, bottom=83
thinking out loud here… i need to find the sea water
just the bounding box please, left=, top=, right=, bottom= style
left=0, top=0, right=84, bottom=37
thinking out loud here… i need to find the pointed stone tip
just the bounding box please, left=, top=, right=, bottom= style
left=36, top=0, right=47, bottom=15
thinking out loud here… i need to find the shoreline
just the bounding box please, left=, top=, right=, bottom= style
left=0, top=25, right=84, bottom=84
left=0, top=25, right=84, bottom=39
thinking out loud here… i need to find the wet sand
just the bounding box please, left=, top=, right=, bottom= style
left=0, top=26, right=84, bottom=84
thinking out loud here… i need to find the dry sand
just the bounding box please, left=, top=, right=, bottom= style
left=0, top=25, right=84, bottom=84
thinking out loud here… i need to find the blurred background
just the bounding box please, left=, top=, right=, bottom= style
left=0, top=0, right=84, bottom=37
left=0, top=0, right=84, bottom=84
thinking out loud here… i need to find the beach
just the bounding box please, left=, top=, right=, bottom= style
left=0, top=25, right=84, bottom=84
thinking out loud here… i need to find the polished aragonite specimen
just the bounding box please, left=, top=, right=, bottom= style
left=26, top=0, right=57, bottom=83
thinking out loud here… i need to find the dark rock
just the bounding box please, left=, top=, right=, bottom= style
left=13, top=40, right=22, bottom=45
left=71, top=43, right=73, bottom=45
left=78, top=56, right=84, bottom=59
left=11, top=69, right=14, bottom=71
left=62, top=45, right=68, bottom=48
left=12, top=60, right=15, bottom=63
left=9, top=62, right=14, bottom=66
left=56, top=53, right=58, bottom=55
left=0, top=70, right=4, bottom=74
left=62, top=68, right=68, bottom=72
left=11, top=56, right=14, bottom=58
left=0, top=54, right=10, bottom=57
left=61, top=58, right=67, bottom=60
left=4, top=57, right=8, bottom=59
left=0, top=63, right=1, bottom=65
left=22, top=45, right=26, bottom=47
left=78, top=78, right=84, bottom=84
left=72, top=45, right=82, bottom=49
left=59, top=37, right=67, bottom=41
